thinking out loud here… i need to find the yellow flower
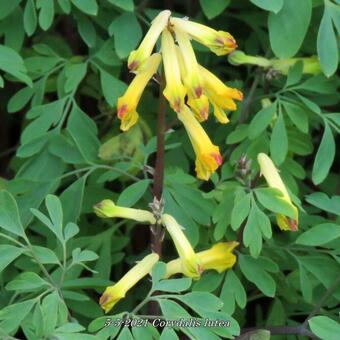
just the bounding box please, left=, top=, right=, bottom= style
left=175, top=45, right=209, bottom=121
left=99, top=253, right=159, bottom=313
left=187, top=94, right=209, bottom=122
left=117, top=53, right=161, bottom=131
left=257, top=153, right=299, bottom=231
left=170, top=17, right=237, bottom=56
left=161, top=29, right=186, bottom=113
left=94, top=199, right=156, bottom=224
left=199, top=65, right=243, bottom=124
left=174, top=27, right=203, bottom=98
left=177, top=105, right=222, bottom=180
left=161, top=214, right=202, bottom=280
left=128, top=10, right=171, bottom=72
left=165, top=242, right=239, bottom=278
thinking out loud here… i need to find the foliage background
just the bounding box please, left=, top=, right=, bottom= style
left=0, top=0, right=339, bottom=339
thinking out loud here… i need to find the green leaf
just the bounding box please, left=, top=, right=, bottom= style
left=220, top=270, right=246, bottom=314
left=38, top=0, right=54, bottom=31
left=305, top=192, right=340, bottom=215
left=255, top=188, right=296, bottom=218
left=270, top=112, right=288, bottom=165
left=67, top=106, right=100, bottom=163
left=309, top=316, right=340, bottom=340
left=60, top=176, right=86, bottom=223
left=7, top=86, right=34, bottom=113
left=312, top=123, right=335, bottom=185
left=151, top=262, right=166, bottom=285
left=199, top=0, right=230, bottom=19
left=317, top=5, right=338, bottom=77
left=243, top=204, right=263, bottom=257
left=268, top=0, right=312, bottom=58
left=296, top=223, right=340, bottom=246
left=72, top=248, right=99, bottom=262
left=6, top=272, right=49, bottom=291
left=32, top=245, right=60, bottom=264
left=0, top=245, right=24, bottom=272
left=0, top=44, right=32, bottom=86
left=71, top=0, right=98, bottom=15
left=0, top=0, right=21, bottom=20
left=24, top=0, right=37, bottom=36
left=181, top=292, right=223, bottom=312
left=282, top=101, right=308, bottom=133
left=108, top=0, right=134, bottom=11
left=100, top=68, right=127, bottom=106
left=160, top=328, right=179, bottom=340
left=285, top=60, right=303, bottom=87
left=231, top=193, right=251, bottom=231
left=117, top=179, right=151, bottom=207
left=109, top=12, right=142, bottom=59
left=239, top=255, right=278, bottom=297
left=248, top=104, right=276, bottom=139
left=58, top=0, right=71, bottom=14
left=77, top=14, right=96, bottom=47
left=250, top=0, right=283, bottom=13
left=0, top=190, right=25, bottom=236
left=64, top=222, right=80, bottom=241
left=154, top=278, right=192, bottom=292
left=46, top=194, right=63, bottom=234
left=42, top=291, right=60, bottom=335
left=64, top=62, right=87, bottom=93
left=0, top=299, right=36, bottom=333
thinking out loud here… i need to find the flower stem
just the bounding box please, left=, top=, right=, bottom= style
left=151, top=76, right=166, bottom=258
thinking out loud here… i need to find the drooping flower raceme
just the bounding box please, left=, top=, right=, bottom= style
left=161, top=214, right=202, bottom=280
left=178, top=105, right=222, bottom=181
left=257, top=153, right=299, bottom=231
left=117, top=9, right=243, bottom=180
left=94, top=199, right=156, bottom=224
left=99, top=253, right=159, bottom=313
left=165, top=241, right=239, bottom=278
left=117, top=53, right=161, bottom=131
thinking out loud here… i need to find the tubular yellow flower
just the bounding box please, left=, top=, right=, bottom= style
left=174, top=28, right=203, bottom=98
left=165, top=242, right=239, bottom=278
left=117, top=53, right=161, bottom=131
left=257, top=153, right=299, bottom=231
left=161, top=29, right=186, bottom=113
left=178, top=105, right=222, bottom=180
left=170, top=17, right=237, bottom=56
left=127, top=10, right=171, bottom=72
left=161, top=214, right=202, bottom=280
left=199, top=65, right=243, bottom=124
left=187, top=94, right=209, bottom=122
left=94, top=199, right=156, bottom=224
left=99, top=253, right=159, bottom=313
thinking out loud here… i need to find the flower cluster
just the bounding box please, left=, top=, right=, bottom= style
left=94, top=200, right=238, bottom=313
left=117, top=10, right=243, bottom=180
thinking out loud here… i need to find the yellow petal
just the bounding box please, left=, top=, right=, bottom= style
left=165, top=241, right=238, bottom=278
left=94, top=199, right=156, bottom=224
left=187, top=94, right=209, bottom=122
left=128, top=10, right=171, bottom=71
left=161, top=29, right=186, bottom=112
left=177, top=105, right=222, bottom=180
left=257, top=153, right=299, bottom=231
left=100, top=253, right=159, bottom=313
left=174, top=27, right=203, bottom=98
left=161, top=214, right=202, bottom=280
left=117, top=53, right=161, bottom=131
left=170, top=17, right=237, bottom=56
